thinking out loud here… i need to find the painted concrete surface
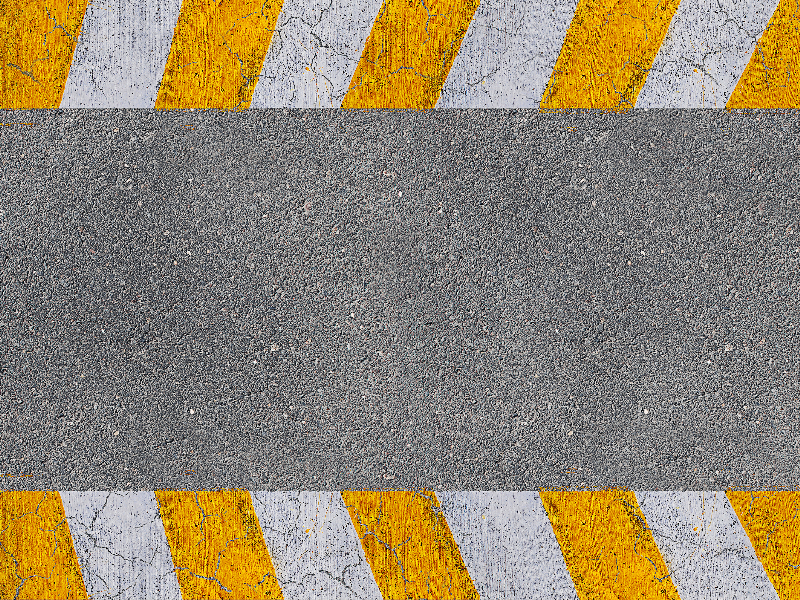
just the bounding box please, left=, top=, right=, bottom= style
left=5, top=490, right=800, bottom=599
left=636, top=0, right=781, bottom=108
left=61, top=0, right=182, bottom=108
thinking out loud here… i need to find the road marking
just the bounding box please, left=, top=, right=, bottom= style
left=340, top=0, right=481, bottom=108
left=439, top=491, right=579, bottom=600
left=726, top=0, right=800, bottom=108
left=251, top=491, right=382, bottom=600
left=60, top=491, right=182, bottom=600
left=437, top=0, right=579, bottom=107
left=61, top=0, right=182, bottom=108
left=638, top=491, right=779, bottom=600
left=0, top=491, right=87, bottom=600
left=341, top=490, right=478, bottom=600
left=154, top=0, right=285, bottom=110
left=249, top=0, right=384, bottom=107
left=0, top=0, right=89, bottom=109
left=154, top=489, right=284, bottom=599
left=727, top=491, right=800, bottom=600
left=539, top=0, right=682, bottom=110
left=635, top=0, right=780, bottom=108
left=540, top=490, right=680, bottom=600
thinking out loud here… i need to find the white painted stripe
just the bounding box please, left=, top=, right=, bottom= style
left=439, top=491, right=578, bottom=600
left=637, top=491, right=779, bottom=600
left=61, top=0, right=182, bottom=108
left=249, top=0, right=383, bottom=108
left=636, top=0, right=780, bottom=108
left=437, top=0, right=579, bottom=108
left=60, top=491, right=181, bottom=600
left=251, top=491, right=382, bottom=600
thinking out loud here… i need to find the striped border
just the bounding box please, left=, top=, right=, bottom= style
left=1, top=490, right=799, bottom=599
left=0, top=0, right=796, bottom=108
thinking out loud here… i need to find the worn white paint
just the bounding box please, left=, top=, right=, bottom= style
left=61, top=0, right=182, bottom=108
left=439, top=491, right=579, bottom=600
left=60, top=491, right=181, bottom=600
left=637, top=491, right=780, bottom=600
left=251, top=491, right=383, bottom=600
left=249, top=0, right=384, bottom=108
left=636, top=0, right=780, bottom=108
left=437, top=0, right=579, bottom=108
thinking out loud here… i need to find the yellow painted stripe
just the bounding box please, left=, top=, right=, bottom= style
left=0, top=491, right=88, bottom=600
left=540, top=0, right=681, bottom=110
left=154, top=0, right=284, bottom=110
left=726, top=0, right=800, bottom=108
left=0, top=0, right=89, bottom=109
left=540, top=490, right=680, bottom=600
left=154, top=490, right=283, bottom=599
left=727, top=491, right=800, bottom=600
left=341, top=0, right=481, bottom=109
left=341, top=490, right=478, bottom=600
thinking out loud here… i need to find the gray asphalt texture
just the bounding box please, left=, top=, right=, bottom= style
left=1, top=109, right=798, bottom=491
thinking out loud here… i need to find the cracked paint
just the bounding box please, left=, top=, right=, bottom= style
left=249, top=0, right=384, bottom=107
left=638, top=491, right=779, bottom=600
left=726, top=0, right=800, bottom=108
left=251, top=491, right=382, bottom=600
left=0, top=0, right=90, bottom=108
left=340, top=0, right=481, bottom=108
left=539, top=0, right=682, bottom=110
left=727, top=491, right=800, bottom=600
left=635, top=0, right=781, bottom=108
left=540, top=490, right=681, bottom=600
left=340, top=490, right=478, bottom=600
left=60, top=491, right=182, bottom=600
left=438, top=0, right=580, bottom=107
left=154, top=490, right=283, bottom=599
left=61, top=0, right=183, bottom=107
left=439, top=491, right=579, bottom=600
left=154, top=0, right=285, bottom=109
left=0, top=491, right=87, bottom=600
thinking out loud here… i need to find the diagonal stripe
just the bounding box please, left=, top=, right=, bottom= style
left=726, top=0, right=800, bottom=108
left=638, top=491, right=779, bottom=600
left=251, top=491, right=383, bottom=600
left=539, top=0, right=681, bottom=110
left=635, top=0, right=780, bottom=108
left=0, top=491, right=88, bottom=600
left=61, top=0, right=183, bottom=108
left=540, top=490, right=681, bottom=600
left=341, top=490, right=479, bottom=600
left=340, top=0, right=481, bottom=109
left=61, top=491, right=182, bottom=600
left=439, top=491, right=579, bottom=600
left=0, top=0, right=89, bottom=109
left=727, top=491, right=800, bottom=600
left=154, top=490, right=284, bottom=599
left=154, top=0, right=285, bottom=110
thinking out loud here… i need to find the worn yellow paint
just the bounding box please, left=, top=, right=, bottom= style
left=0, top=0, right=89, bottom=108
left=727, top=491, right=800, bottom=600
left=154, top=490, right=283, bottom=599
left=341, top=0, right=480, bottom=109
left=341, top=490, right=478, bottom=600
left=0, top=491, right=88, bottom=600
left=726, top=0, right=800, bottom=108
left=154, top=0, right=284, bottom=110
left=540, top=490, right=681, bottom=600
left=540, top=0, right=681, bottom=111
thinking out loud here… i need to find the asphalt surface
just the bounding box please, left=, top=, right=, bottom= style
left=1, top=109, right=798, bottom=491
